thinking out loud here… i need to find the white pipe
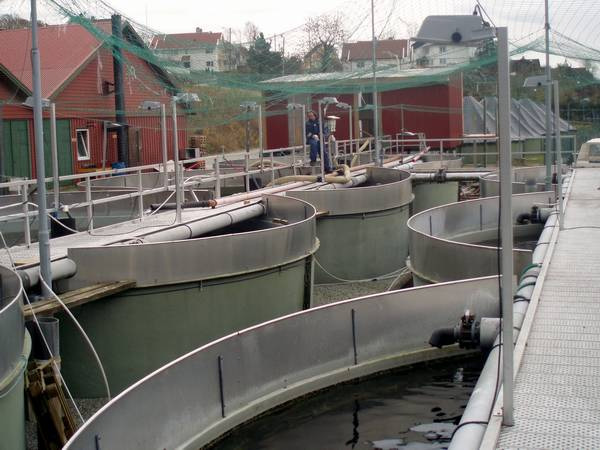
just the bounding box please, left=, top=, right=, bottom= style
left=18, top=257, right=77, bottom=289
left=449, top=212, right=558, bottom=450
left=136, top=203, right=265, bottom=244
left=411, top=172, right=488, bottom=182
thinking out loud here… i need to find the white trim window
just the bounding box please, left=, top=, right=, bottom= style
left=76, top=129, right=90, bottom=161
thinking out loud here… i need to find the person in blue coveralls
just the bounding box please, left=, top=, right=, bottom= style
left=305, top=110, right=332, bottom=173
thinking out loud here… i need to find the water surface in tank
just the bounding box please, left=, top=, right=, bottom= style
left=212, top=356, right=484, bottom=450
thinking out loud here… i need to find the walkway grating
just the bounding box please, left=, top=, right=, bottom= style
left=497, top=168, right=600, bottom=449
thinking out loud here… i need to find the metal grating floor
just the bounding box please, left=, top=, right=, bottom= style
left=498, top=168, right=600, bottom=449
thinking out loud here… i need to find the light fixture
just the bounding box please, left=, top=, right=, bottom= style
left=23, top=96, right=50, bottom=108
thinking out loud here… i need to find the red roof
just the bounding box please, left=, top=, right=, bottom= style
left=341, top=39, right=409, bottom=62
left=0, top=22, right=114, bottom=98
left=151, top=31, right=222, bottom=50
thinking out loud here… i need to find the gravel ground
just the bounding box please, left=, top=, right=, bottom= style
left=26, top=397, right=107, bottom=449
left=312, top=278, right=394, bottom=306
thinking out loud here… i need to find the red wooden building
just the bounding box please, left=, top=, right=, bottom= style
left=0, top=20, right=186, bottom=179
left=263, top=68, right=463, bottom=150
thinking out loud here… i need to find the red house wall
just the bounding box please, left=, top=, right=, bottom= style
left=265, top=79, right=463, bottom=150
left=1, top=47, right=187, bottom=175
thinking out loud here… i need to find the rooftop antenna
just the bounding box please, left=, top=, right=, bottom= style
left=30, top=0, right=52, bottom=297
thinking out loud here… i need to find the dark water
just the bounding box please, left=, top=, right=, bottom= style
left=212, top=356, right=484, bottom=450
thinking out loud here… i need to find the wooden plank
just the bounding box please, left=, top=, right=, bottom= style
left=23, top=280, right=135, bottom=319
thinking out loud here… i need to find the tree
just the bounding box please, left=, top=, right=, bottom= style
left=244, top=22, right=260, bottom=43
left=0, top=13, right=46, bottom=30
left=303, top=13, right=347, bottom=72
left=246, top=33, right=283, bottom=74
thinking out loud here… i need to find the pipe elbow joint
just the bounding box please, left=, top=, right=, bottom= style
left=429, top=327, right=458, bottom=348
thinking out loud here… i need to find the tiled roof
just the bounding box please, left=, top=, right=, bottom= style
left=151, top=32, right=222, bottom=50
left=341, top=39, right=409, bottom=62
left=0, top=22, right=112, bottom=98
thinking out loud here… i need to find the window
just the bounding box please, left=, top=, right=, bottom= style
left=76, top=129, right=90, bottom=161
left=181, top=55, right=191, bottom=68
left=205, top=48, right=214, bottom=54
left=206, top=61, right=214, bottom=67
left=439, top=58, right=447, bottom=65
left=439, top=45, right=447, bottom=54
left=357, top=61, right=365, bottom=68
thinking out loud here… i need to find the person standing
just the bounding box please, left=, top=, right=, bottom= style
left=305, top=110, right=332, bottom=172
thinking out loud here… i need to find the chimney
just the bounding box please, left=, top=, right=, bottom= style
left=196, top=27, right=202, bottom=33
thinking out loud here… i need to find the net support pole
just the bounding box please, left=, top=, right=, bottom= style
left=30, top=0, right=52, bottom=297
left=544, top=0, right=553, bottom=190
left=371, top=0, right=382, bottom=167
left=497, top=26, right=514, bottom=427
left=111, top=14, right=129, bottom=165
left=553, top=81, right=563, bottom=230
left=50, top=102, right=59, bottom=212
left=161, top=104, right=168, bottom=189
left=171, top=97, right=182, bottom=223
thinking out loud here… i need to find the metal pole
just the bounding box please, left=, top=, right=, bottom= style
left=101, top=121, right=108, bottom=170
left=483, top=97, right=488, bottom=167
left=244, top=109, right=250, bottom=192
left=30, top=0, right=52, bottom=296
left=137, top=169, right=144, bottom=221
left=50, top=103, right=59, bottom=212
left=171, top=97, right=182, bottom=223
left=348, top=105, right=353, bottom=154
left=111, top=14, right=129, bottom=164
left=301, top=104, right=307, bottom=163
left=21, top=186, right=31, bottom=247
left=85, top=177, right=93, bottom=231
left=371, top=0, right=382, bottom=166
left=160, top=104, right=168, bottom=189
left=544, top=0, right=553, bottom=190
left=215, top=157, right=221, bottom=199
left=553, top=81, right=563, bottom=230
left=318, top=101, right=325, bottom=179
left=497, top=27, right=514, bottom=427
left=258, top=104, right=264, bottom=171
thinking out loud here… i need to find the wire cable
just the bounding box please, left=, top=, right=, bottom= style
left=39, top=277, right=112, bottom=400
left=0, top=230, right=85, bottom=422
left=314, top=257, right=409, bottom=284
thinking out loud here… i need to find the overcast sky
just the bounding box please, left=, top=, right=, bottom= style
left=1, top=0, right=598, bottom=63
left=110, top=0, right=348, bottom=36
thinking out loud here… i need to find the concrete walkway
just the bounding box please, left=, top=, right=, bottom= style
left=497, top=168, right=600, bottom=448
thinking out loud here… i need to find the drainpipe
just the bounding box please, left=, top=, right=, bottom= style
left=112, top=14, right=128, bottom=165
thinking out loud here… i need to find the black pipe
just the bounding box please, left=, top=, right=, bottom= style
left=429, top=327, right=458, bottom=348
left=111, top=14, right=128, bottom=165
left=516, top=212, right=532, bottom=224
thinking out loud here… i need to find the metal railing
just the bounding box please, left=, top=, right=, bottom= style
left=0, top=134, right=579, bottom=248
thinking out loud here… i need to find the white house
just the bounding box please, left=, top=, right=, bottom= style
left=151, top=28, right=232, bottom=72
left=412, top=41, right=477, bottom=67
left=341, top=39, right=410, bottom=72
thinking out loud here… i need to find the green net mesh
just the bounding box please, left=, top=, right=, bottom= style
left=0, top=0, right=599, bottom=158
